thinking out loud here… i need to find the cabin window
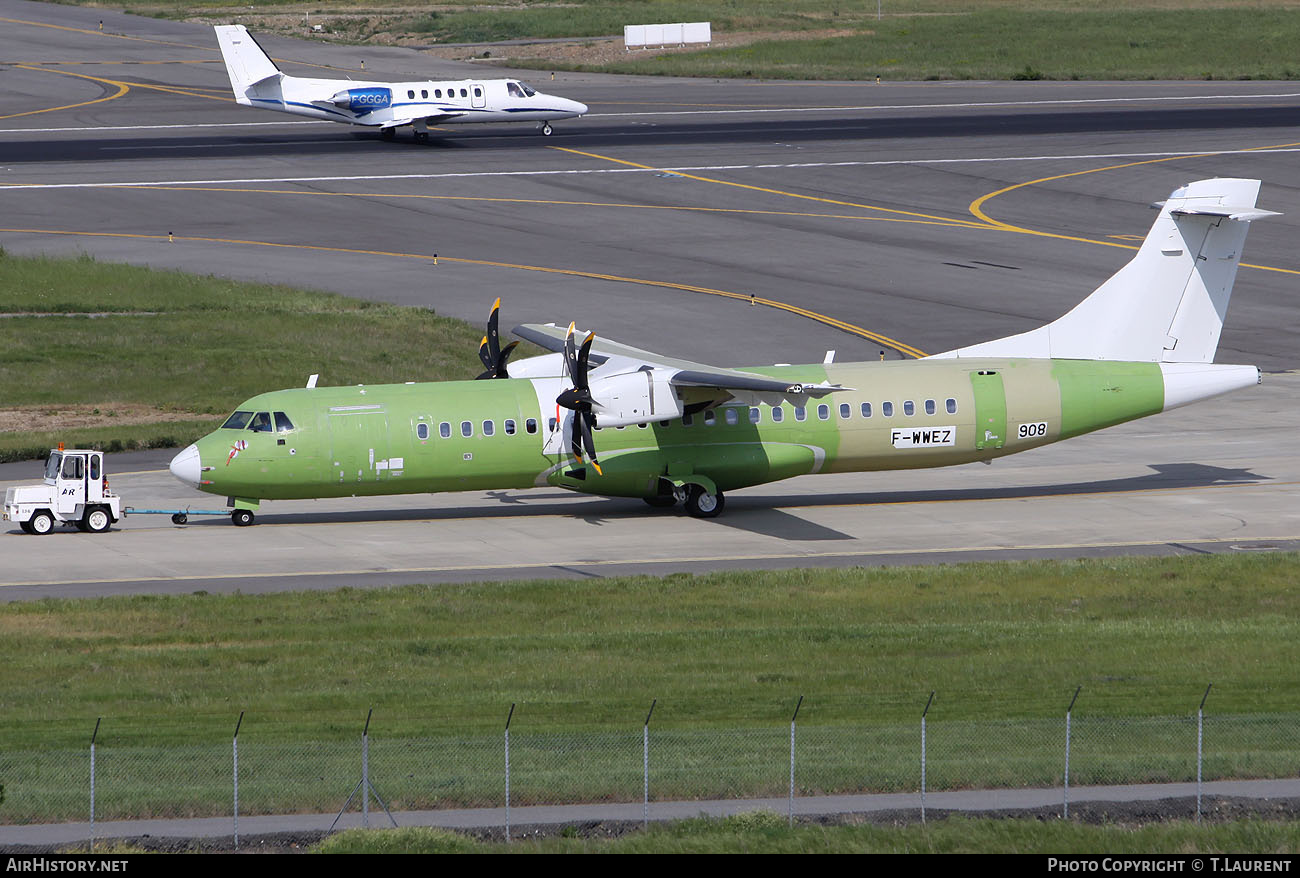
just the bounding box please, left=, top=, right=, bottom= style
left=435, top=88, right=442, bottom=98
left=839, top=403, right=851, bottom=419
left=817, top=404, right=830, bottom=420
left=925, top=399, right=936, bottom=416
left=659, top=420, right=671, bottom=428
left=62, top=456, right=84, bottom=479
left=505, top=419, right=516, bottom=435
left=482, top=420, right=495, bottom=437
left=749, top=407, right=761, bottom=424
left=947, top=398, right=958, bottom=414
left=439, top=422, right=451, bottom=439
left=222, top=411, right=253, bottom=430
left=861, top=402, right=872, bottom=418
left=416, top=423, right=430, bottom=440
left=249, top=411, right=274, bottom=433
left=638, top=423, right=647, bottom=429
left=794, top=407, right=806, bottom=422
left=683, top=414, right=694, bottom=427
left=526, top=418, right=538, bottom=434
left=724, top=408, right=739, bottom=426
left=882, top=402, right=894, bottom=417
left=460, top=88, right=468, bottom=97
left=461, top=421, right=473, bottom=438
left=704, top=410, right=716, bottom=426
left=407, top=89, right=415, bottom=99
left=274, top=412, right=295, bottom=433
left=473, top=86, right=482, bottom=98
left=771, top=405, right=784, bottom=423
left=903, top=400, right=915, bottom=417
left=421, top=89, right=428, bottom=99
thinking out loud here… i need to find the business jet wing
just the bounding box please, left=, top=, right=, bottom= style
left=380, top=112, right=471, bottom=129
left=513, top=323, right=849, bottom=399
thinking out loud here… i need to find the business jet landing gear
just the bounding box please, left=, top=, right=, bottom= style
left=539, top=122, right=553, bottom=136
left=380, top=127, right=396, bottom=141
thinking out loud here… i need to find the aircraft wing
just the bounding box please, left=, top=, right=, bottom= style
left=513, top=323, right=849, bottom=399
left=381, top=113, right=470, bottom=129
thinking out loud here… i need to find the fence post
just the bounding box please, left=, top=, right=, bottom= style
left=362, top=709, right=372, bottom=829
left=1064, top=687, right=1081, bottom=820
left=233, top=711, right=243, bottom=850
left=643, top=699, right=656, bottom=829
left=920, top=692, right=933, bottom=824
left=89, top=718, right=100, bottom=853
left=1197, top=684, right=1212, bottom=823
left=789, top=695, right=803, bottom=827
left=504, top=703, right=515, bottom=843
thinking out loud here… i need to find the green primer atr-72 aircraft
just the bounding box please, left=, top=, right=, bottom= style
left=169, top=178, right=1276, bottom=526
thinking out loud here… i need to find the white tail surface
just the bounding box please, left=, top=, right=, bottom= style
left=215, top=25, right=281, bottom=100
left=931, top=178, right=1278, bottom=363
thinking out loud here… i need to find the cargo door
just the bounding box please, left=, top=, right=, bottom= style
left=971, top=370, right=1007, bottom=450
left=328, top=406, right=391, bottom=485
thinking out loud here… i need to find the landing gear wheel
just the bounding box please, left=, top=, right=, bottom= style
left=171, top=512, right=188, bottom=525
left=28, top=510, right=55, bottom=535
left=414, top=130, right=430, bottom=143
left=231, top=509, right=255, bottom=527
left=684, top=485, right=724, bottom=519
left=82, top=507, right=111, bottom=533
left=643, top=495, right=677, bottom=509
left=540, top=122, right=553, bottom=136
left=380, top=127, right=396, bottom=141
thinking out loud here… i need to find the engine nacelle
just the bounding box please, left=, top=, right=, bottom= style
left=329, top=87, right=392, bottom=114
left=591, top=369, right=683, bottom=427
left=507, top=352, right=567, bottom=379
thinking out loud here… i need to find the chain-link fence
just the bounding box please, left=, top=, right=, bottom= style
left=2, top=705, right=1296, bottom=840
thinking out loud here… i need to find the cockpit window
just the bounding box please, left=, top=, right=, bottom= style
left=222, top=411, right=253, bottom=430
left=520, top=82, right=536, bottom=97
left=507, top=81, right=524, bottom=98
left=274, top=412, right=295, bottom=433
left=249, top=412, right=274, bottom=433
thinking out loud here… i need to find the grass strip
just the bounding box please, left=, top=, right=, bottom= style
left=0, top=250, right=485, bottom=460
left=314, top=813, right=1300, bottom=853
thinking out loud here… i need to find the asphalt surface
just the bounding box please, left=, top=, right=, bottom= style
left=3, top=0, right=1300, bottom=594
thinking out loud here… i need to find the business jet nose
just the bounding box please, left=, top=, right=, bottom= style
left=169, top=444, right=201, bottom=486
left=570, top=99, right=588, bottom=116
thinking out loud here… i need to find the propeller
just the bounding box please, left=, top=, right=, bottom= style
left=556, top=322, right=602, bottom=476
left=476, top=298, right=519, bottom=380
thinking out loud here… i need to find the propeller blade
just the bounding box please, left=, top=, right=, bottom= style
left=475, top=298, right=515, bottom=379
left=577, top=412, right=602, bottom=475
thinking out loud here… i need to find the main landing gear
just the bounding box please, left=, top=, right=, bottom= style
left=644, top=482, right=726, bottom=518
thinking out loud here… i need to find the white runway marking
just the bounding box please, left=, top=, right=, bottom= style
left=3, top=147, right=1299, bottom=191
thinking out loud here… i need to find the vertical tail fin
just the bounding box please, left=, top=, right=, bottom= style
left=214, top=25, right=281, bottom=104
left=932, top=178, right=1279, bottom=363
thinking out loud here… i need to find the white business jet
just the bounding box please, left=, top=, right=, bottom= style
left=214, top=25, right=588, bottom=140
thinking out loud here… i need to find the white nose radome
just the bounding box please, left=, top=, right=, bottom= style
left=169, top=444, right=201, bottom=486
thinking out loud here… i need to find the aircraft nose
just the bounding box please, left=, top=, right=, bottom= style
left=169, top=444, right=201, bottom=486
left=570, top=99, right=588, bottom=116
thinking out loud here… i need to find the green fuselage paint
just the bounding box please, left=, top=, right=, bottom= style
left=188, top=358, right=1166, bottom=505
